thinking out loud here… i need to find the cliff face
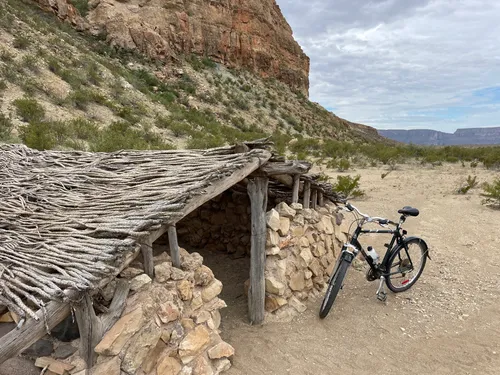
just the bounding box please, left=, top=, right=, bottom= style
left=378, top=127, right=500, bottom=145
left=81, top=0, right=310, bottom=94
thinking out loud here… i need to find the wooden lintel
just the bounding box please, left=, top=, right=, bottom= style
left=259, top=160, right=311, bottom=176
left=141, top=238, right=154, bottom=278
left=303, top=181, right=311, bottom=209
left=247, top=177, right=268, bottom=325
left=292, top=174, right=300, bottom=203
left=168, top=225, right=181, bottom=268
left=311, top=189, right=318, bottom=209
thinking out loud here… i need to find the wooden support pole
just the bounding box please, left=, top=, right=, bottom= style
left=247, top=177, right=268, bottom=325
left=311, top=189, right=318, bottom=209
left=168, top=225, right=181, bottom=268
left=292, top=174, right=300, bottom=203
left=141, top=238, right=154, bottom=278
left=303, top=181, right=311, bottom=209
left=318, top=191, right=324, bottom=207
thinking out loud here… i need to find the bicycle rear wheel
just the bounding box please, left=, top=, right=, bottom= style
left=385, top=238, right=427, bottom=292
left=319, top=259, right=350, bottom=319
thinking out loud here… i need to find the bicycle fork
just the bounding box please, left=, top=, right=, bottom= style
left=376, top=276, right=387, bottom=302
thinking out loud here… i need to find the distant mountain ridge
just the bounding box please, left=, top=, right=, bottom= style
left=378, top=127, right=500, bottom=145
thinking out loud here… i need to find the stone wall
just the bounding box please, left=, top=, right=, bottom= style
left=263, top=202, right=350, bottom=320
left=42, top=250, right=234, bottom=375
left=177, top=191, right=251, bottom=257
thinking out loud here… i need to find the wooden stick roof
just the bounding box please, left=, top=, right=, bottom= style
left=0, top=144, right=271, bottom=321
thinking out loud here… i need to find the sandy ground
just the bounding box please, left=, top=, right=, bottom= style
left=212, top=164, right=500, bottom=375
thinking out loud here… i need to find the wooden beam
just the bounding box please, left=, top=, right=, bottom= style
left=247, top=177, right=268, bottom=325
left=303, top=181, right=311, bottom=209
left=168, top=225, right=181, bottom=268
left=291, top=174, right=300, bottom=203
left=259, top=160, right=311, bottom=176
left=0, top=246, right=139, bottom=365
left=141, top=238, right=154, bottom=278
left=311, top=189, right=318, bottom=210
left=318, top=191, right=324, bottom=207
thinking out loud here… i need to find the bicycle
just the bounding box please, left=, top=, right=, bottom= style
left=319, top=202, right=430, bottom=319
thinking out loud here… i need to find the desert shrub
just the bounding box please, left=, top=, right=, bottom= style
left=13, top=34, right=30, bottom=49
left=19, top=122, right=56, bottom=150
left=186, top=133, right=225, bottom=149
left=332, top=175, right=365, bottom=199
left=470, top=160, right=478, bottom=168
left=481, top=178, right=500, bottom=207
left=69, top=118, right=99, bottom=141
left=0, top=113, right=13, bottom=141
left=169, top=122, right=194, bottom=137
left=67, top=89, right=110, bottom=110
left=457, top=175, right=478, bottom=194
left=0, top=80, right=7, bottom=91
left=22, top=54, right=39, bottom=72
left=13, top=97, right=45, bottom=122
left=337, top=158, right=351, bottom=172
left=72, top=0, right=89, bottom=17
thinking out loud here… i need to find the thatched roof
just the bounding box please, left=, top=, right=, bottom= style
left=0, top=144, right=270, bottom=321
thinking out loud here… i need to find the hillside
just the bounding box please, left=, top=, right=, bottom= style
left=0, top=0, right=388, bottom=158
left=378, top=127, right=500, bottom=146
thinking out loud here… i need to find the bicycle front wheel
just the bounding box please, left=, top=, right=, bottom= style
left=319, top=259, right=350, bottom=319
left=385, top=238, right=427, bottom=292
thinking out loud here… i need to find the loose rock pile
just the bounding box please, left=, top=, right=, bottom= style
left=263, top=202, right=350, bottom=320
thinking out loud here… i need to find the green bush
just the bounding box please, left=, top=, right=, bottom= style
left=13, top=97, right=45, bottom=123
left=72, top=0, right=89, bottom=17
left=0, top=80, right=7, bottom=91
left=13, top=34, right=30, bottom=49
left=0, top=113, right=13, bottom=141
left=19, top=122, right=56, bottom=150
left=481, top=178, right=500, bottom=207
left=457, top=175, right=478, bottom=194
left=332, top=175, right=365, bottom=199
left=337, top=158, right=351, bottom=172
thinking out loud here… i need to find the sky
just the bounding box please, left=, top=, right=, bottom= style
left=277, top=0, right=500, bottom=132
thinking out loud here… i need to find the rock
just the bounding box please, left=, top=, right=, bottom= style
left=89, top=357, right=121, bottom=375
left=208, top=342, right=235, bottom=359
left=53, top=343, right=77, bottom=359
left=213, top=358, right=232, bottom=374
left=95, top=307, right=144, bottom=355
left=194, top=265, right=215, bottom=286
left=182, top=318, right=196, bottom=332
left=291, top=226, right=304, bottom=237
left=158, top=300, right=181, bottom=324
left=265, top=277, right=285, bottom=295
left=153, top=251, right=171, bottom=265
left=290, top=203, right=303, bottom=211
left=318, top=216, right=335, bottom=234
left=178, top=325, right=211, bottom=364
left=294, top=214, right=305, bottom=226
left=122, top=321, right=162, bottom=373
left=278, top=217, right=290, bottom=236
left=120, top=267, right=144, bottom=279
left=309, top=259, right=323, bottom=277
left=266, top=229, right=280, bottom=247
left=155, top=262, right=172, bottom=283
left=191, top=291, right=204, bottom=310
left=289, top=271, right=306, bottom=291
left=304, top=270, right=313, bottom=279
left=193, top=310, right=211, bottom=324
left=22, top=339, right=53, bottom=357
left=181, top=252, right=204, bottom=271
left=289, top=296, right=307, bottom=313
left=201, top=280, right=223, bottom=302
left=177, top=279, right=193, bottom=301
left=192, top=356, right=214, bottom=375
left=312, top=243, right=326, bottom=257
left=171, top=267, right=186, bottom=280
left=298, top=237, right=310, bottom=248
left=157, top=357, right=182, bottom=375
left=266, top=246, right=281, bottom=255
left=276, top=202, right=296, bottom=219
left=265, top=295, right=287, bottom=312
left=266, top=209, right=280, bottom=231
left=130, top=274, right=152, bottom=291
left=101, top=279, right=117, bottom=301
left=0, top=357, right=39, bottom=375
left=300, top=248, right=313, bottom=266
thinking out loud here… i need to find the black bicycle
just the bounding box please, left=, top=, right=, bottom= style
left=319, top=202, right=430, bottom=319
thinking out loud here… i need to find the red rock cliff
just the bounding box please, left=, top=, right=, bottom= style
left=84, top=0, right=310, bottom=94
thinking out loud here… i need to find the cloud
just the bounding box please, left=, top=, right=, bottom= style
left=278, top=0, right=500, bottom=131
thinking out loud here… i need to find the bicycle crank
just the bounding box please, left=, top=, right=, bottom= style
left=376, top=276, right=387, bottom=302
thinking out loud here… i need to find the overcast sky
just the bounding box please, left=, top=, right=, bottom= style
left=277, top=0, right=500, bottom=132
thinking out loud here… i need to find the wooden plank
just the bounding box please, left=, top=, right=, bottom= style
left=303, top=181, right=311, bottom=209
left=318, top=191, right=324, bottom=207
left=247, top=177, right=268, bottom=325
left=291, top=174, right=300, bottom=203
left=168, top=225, right=181, bottom=268
left=148, top=151, right=271, bottom=242
left=141, top=238, right=154, bottom=278
left=74, top=294, right=100, bottom=368
left=259, top=160, right=311, bottom=176
left=35, top=357, right=74, bottom=374
left=311, top=189, right=318, bottom=209
left=0, top=246, right=140, bottom=365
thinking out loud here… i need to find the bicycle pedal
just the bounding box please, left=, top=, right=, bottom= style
left=377, top=291, right=387, bottom=302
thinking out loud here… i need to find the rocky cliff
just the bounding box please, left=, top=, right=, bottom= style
left=378, top=127, right=500, bottom=145
left=37, top=0, right=310, bottom=94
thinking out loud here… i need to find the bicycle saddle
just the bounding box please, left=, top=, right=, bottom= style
left=398, top=206, right=419, bottom=217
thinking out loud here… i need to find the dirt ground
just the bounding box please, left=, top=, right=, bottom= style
left=213, top=163, right=500, bottom=375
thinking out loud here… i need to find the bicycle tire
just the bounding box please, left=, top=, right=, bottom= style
left=385, top=238, right=427, bottom=293
left=319, top=259, right=350, bottom=319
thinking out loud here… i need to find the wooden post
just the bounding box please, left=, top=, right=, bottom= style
left=311, top=189, right=318, bottom=209
left=291, top=174, right=300, bottom=203
left=318, top=191, right=324, bottom=207
left=168, top=225, right=181, bottom=268
left=303, top=181, right=311, bottom=209
left=141, top=238, right=154, bottom=278
left=247, top=177, right=268, bottom=325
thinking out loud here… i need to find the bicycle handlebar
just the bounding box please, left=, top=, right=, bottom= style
left=343, top=202, right=397, bottom=226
